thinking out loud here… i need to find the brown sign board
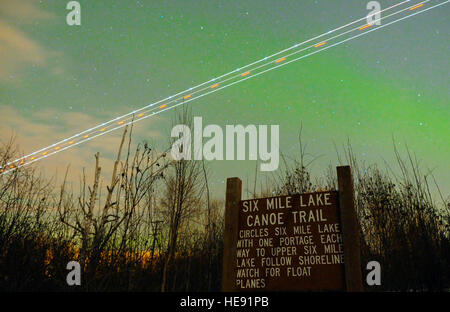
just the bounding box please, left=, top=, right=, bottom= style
left=222, top=166, right=363, bottom=292
left=235, top=191, right=345, bottom=291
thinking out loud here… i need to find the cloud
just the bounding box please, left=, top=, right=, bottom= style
left=0, top=0, right=54, bottom=21
left=0, top=105, right=166, bottom=188
left=0, top=0, right=59, bottom=83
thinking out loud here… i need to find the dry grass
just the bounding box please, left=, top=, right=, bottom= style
left=0, top=127, right=448, bottom=291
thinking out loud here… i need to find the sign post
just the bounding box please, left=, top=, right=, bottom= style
left=337, top=165, right=363, bottom=291
left=222, top=166, right=363, bottom=292
left=222, top=177, right=242, bottom=292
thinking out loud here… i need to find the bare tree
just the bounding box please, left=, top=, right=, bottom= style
left=160, top=107, right=204, bottom=292
left=57, top=125, right=170, bottom=289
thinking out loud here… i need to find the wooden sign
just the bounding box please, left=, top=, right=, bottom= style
left=222, top=166, right=363, bottom=292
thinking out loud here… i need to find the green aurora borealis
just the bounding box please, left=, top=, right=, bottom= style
left=0, top=0, right=448, bottom=198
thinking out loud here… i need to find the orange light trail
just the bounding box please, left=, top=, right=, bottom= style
left=314, top=41, right=327, bottom=48
left=359, top=24, right=372, bottom=30
left=409, top=3, right=424, bottom=10
left=3, top=0, right=448, bottom=175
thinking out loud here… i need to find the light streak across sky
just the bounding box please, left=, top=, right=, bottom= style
left=1, top=0, right=448, bottom=175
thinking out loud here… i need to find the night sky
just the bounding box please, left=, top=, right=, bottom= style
left=0, top=0, right=448, bottom=198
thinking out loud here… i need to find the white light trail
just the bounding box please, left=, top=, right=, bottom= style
left=1, top=0, right=447, bottom=174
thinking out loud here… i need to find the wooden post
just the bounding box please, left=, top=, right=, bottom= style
left=337, top=166, right=364, bottom=291
left=222, top=177, right=242, bottom=292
